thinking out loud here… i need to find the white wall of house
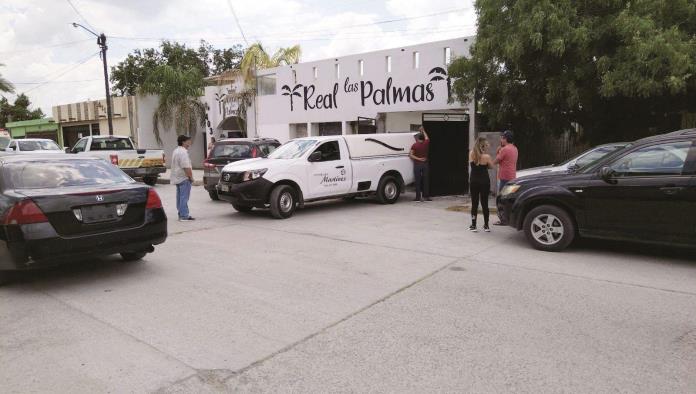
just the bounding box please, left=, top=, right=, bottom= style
left=136, top=95, right=206, bottom=169
left=253, top=37, right=475, bottom=142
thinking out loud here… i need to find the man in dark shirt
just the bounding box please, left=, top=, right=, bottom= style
left=409, top=126, right=432, bottom=202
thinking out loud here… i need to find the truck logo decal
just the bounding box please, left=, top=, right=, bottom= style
left=364, top=138, right=404, bottom=151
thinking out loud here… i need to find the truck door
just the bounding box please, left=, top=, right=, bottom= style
left=307, top=140, right=352, bottom=198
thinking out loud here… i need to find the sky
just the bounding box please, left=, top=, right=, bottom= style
left=0, top=0, right=477, bottom=114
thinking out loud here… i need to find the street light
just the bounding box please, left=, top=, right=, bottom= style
left=72, top=22, right=114, bottom=136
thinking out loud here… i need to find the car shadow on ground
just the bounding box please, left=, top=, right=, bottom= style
left=3, top=256, right=155, bottom=289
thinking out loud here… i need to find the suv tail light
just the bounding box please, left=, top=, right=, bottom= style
left=203, top=159, right=216, bottom=169
left=2, top=200, right=49, bottom=225
left=251, top=147, right=258, bottom=158
left=146, top=189, right=162, bottom=209
left=162, top=153, right=166, bottom=166
left=109, top=154, right=119, bottom=165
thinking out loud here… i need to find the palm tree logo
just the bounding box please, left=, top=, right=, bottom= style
left=429, top=67, right=452, bottom=100
left=281, top=84, right=303, bottom=111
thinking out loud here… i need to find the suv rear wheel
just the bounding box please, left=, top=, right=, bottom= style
left=208, top=189, right=220, bottom=201
left=143, top=176, right=157, bottom=186
left=121, top=252, right=147, bottom=262
left=270, top=185, right=297, bottom=219
left=523, top=205, right=575, bottom=252
left=232, top=203, right=253, bottom=213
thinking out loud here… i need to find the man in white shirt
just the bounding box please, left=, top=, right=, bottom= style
left=171, top=135, right=195, bottom=221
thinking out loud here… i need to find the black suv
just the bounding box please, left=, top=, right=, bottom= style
left=203, top=138, right=280, bottom=200
left=497, top=129, right=696, bottom=251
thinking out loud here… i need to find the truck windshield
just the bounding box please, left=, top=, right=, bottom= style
left=90, top=137, right=134, bottom=151
left=268, top=140, right=317, bottom=159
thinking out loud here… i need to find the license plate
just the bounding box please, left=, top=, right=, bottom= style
left=81, top=204, right=118, bottom=224
left=220, top=185, right=230, bottom=192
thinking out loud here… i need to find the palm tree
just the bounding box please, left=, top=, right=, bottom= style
left=139, top=65, right=206, bottom=143
left=0, top=64, right=14, bottom=94
left=239, top=43, right=301, bottom=86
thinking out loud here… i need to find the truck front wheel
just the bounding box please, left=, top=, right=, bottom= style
left=270, top=185, right=297, bottom=219
left=377, top=175, right=400, bottom=204
left=143, top=176, right=158, bottom=186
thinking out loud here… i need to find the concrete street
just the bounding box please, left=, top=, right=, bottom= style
left=1, top=183, right=695, bottom=393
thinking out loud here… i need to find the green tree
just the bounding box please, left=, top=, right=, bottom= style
left=111, top=41, right=243, bottom=96
left=0, top=94, right=44, bottom=127
left=449, top=0, right=696, bottom=145
left=0, top=64, right=14, bottom=94
left=138, top=65, right=206, bottom=143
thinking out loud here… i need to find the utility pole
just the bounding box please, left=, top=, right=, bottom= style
left=73, top=23, right=114, bottom=135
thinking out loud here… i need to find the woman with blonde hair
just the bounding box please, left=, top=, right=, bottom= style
left=468, top=136, right=494, bottom=232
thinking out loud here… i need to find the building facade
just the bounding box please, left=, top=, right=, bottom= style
left=202, top=37, right=476, bottom=195
left=52, top=96, right=138, bottom=148
left=5, top=118, right=61, bottom=145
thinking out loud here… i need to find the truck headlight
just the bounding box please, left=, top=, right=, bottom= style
left=242, top=168, right=267, bottom=182
left=500, top=184, right=521, bottom=196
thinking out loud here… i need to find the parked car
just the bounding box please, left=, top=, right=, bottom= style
left=68, top=135, right=166, bottom=185
left=217, top=133, right=416, bottom=218
left=4, top=138, right=64, bottom=154
left=203, top=138, right=280, bottom=200
left=515, top=142, right=628, bottom=179
left=0, top=155, right=167, bottom=284
left=497, top=129, right=696, bottom=252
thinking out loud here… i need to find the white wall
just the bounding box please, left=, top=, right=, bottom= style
left=385, top=112, right=423, bottom=133
left=255, top=37, right=475, bottom=138
left=136, top=95, right=206, bottom=169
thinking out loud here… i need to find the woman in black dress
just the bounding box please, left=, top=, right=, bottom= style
left=468, top=137, right=494, bottom=232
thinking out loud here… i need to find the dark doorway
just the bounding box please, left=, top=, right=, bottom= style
left=423, top=113, right=470, bottom=196
left=357, top=117, right=376, bottom=134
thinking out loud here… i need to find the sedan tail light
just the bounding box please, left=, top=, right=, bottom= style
left=109, top=154, right=119, bottom=166
left=203, top=159, right=216, bottom=169
left=146, top=189, right=162, bottom=209
left=2, top=200, right=49, bottom=225
left=251, top=147, right=258, bottom=158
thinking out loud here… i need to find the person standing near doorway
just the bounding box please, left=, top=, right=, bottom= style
left=469, top=137, right=494, bottom=232
left=494, top=130, right=518, bottom=224
left=172, top=135, right=195, bottom=221
left=409, top=126, right=432, bottom=202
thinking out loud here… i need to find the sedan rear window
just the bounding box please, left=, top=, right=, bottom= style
left=3, top=160, right=133, bottom=189
left=211, top=143, right=253, bottom=159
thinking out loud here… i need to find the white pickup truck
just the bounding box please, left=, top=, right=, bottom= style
left=68, top=135, right=166, bottom=185
left=217, top=133, right=416, bottom=218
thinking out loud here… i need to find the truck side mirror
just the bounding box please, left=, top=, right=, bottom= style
left=5, top=147, right=14, bottom=152
left=308, top=151, right=322, bottom=162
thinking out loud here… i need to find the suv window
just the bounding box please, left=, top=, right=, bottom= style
left=211, top=143, right=253, bottom=159
left=575, top=145, right=624, bottom=168
left=610, top=141, right=692, bottom=176
left=312, top=141, right=340, bottom=162
left=72, top=138, right=88, bottom=153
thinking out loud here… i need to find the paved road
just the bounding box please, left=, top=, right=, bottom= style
left=1, top=184, right=695, bottom=393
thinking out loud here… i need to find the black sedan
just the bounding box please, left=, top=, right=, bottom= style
left=0, top=155, right=167, bottom=283
left=497, top=129, right=696, bottom=251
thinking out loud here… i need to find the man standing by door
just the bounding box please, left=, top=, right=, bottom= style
left=172, top=135, right=195, bottom=221
left=409, top=126, right=432, bottom=202
left=494, top=130, right=518, bottom=224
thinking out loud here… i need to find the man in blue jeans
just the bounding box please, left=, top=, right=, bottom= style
left=172, top=135, right=195, bottom=221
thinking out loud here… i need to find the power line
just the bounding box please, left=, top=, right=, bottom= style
left=226, top=0, right=249, bottom=47
left=12, top=79, right=101, bottom=85
left=22, top=51, right=100, bottom=94
left=65, top=0, right=98, bottom=32
left=0, top=39, right=93, bottom=55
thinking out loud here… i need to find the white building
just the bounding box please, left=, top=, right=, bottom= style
left=203, top=37, right=476, bottom=195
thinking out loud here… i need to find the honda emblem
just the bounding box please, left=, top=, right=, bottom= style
left=96, top=195, right=104, bottom=202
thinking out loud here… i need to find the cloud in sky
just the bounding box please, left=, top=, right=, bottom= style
left=0, top=0, right=476, bottom=113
